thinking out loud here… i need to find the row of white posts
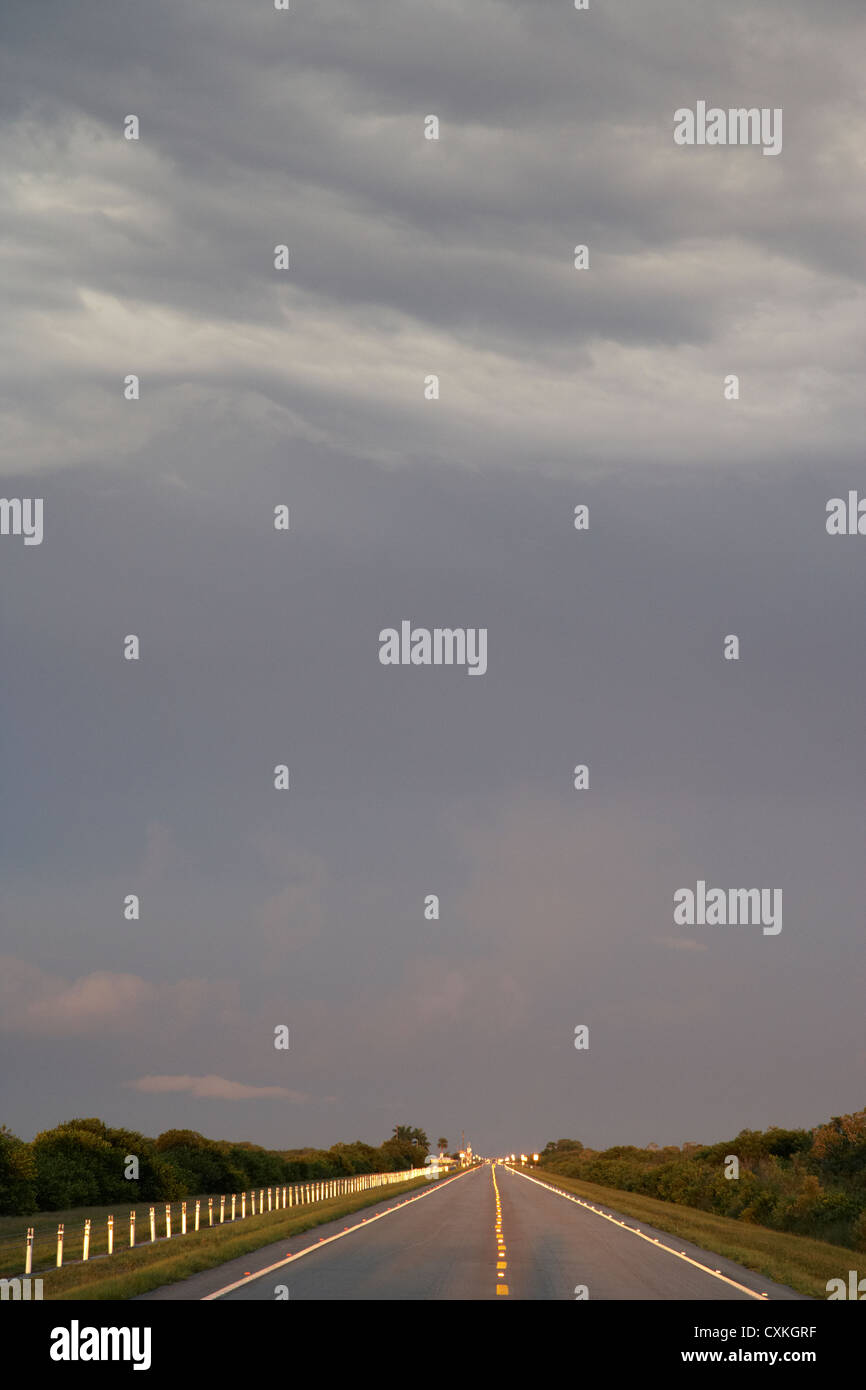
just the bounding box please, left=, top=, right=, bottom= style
left=25, top=1166, right=429, bottom=1273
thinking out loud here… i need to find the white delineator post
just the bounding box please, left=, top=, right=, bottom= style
left=208, top=1197, right=214, bottom=1227
left=82, top=1219, right=91, bottom=1262
left=107, top=1215, right=114, bottom=1256
left=195, top=1200, right=200, bottom=1232
left=231, top=1194, right=236, bottom=1221
left=25, top=1227, right=34, bottom=1275
left=181, top=1202, right=187, bottom=1235
left=241, top=1192, right=246, bottom=1219
left=149, top=1207, right=156, bottom=1243
left=220, top=1195, right=225, bottom=1223
left=267, top=1187, right=272, bottom=1211
left=165, top=1204, right=172, bottom=1239
left=56, top=1224, right=64, bottom=1268
left=130, top=1211, right=136, bottom=1247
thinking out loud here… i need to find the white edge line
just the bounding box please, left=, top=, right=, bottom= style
left=507, top=1165, right=769, bottom=1301
left=201, top=1166, right=481, bottom=1300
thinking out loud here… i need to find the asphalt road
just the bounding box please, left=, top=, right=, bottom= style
left=137, top=1162, right=810, bottom=1301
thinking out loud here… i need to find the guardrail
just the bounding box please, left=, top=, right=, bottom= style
left=19, top=1166, right=432, bottom=1276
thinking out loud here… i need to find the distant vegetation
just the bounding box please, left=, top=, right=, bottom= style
left=0, top=1118, right=430, bottom=1216
left=538, top=1106, right=866, bottom=1251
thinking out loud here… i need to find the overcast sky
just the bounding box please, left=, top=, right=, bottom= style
left=1, top=0, right=864, bottom=1157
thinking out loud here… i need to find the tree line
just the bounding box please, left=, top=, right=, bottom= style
left=0, top=1117, right=434, bottom=1215
left=538, top=1105, right=866, bottom=1251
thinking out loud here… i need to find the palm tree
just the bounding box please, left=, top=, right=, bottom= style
left=437, top=1137, right=448, bottom=1154
left=392, top=1125, right=429, bottom=1151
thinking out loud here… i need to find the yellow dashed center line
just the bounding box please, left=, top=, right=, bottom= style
left=491, top=1163, right=509, bottom=1297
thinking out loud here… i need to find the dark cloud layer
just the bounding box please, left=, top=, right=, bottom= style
left=1, top=1, right=864, bottom=1154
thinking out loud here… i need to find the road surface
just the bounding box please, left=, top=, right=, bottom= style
left=137, top=1162, right=809, bottom=1301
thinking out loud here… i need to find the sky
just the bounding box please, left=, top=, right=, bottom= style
left=1, top=0, right=864, bottom=1158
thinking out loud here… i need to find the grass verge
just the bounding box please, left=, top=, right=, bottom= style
left=0, top=1193, right=251, bottom=1276
left=12, top=1176, right=441, bottom=1301
left=526, top=1168, right=851, bottom=1299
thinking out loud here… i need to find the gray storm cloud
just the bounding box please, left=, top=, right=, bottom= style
left=1, top=0, right=864, bottom=1154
